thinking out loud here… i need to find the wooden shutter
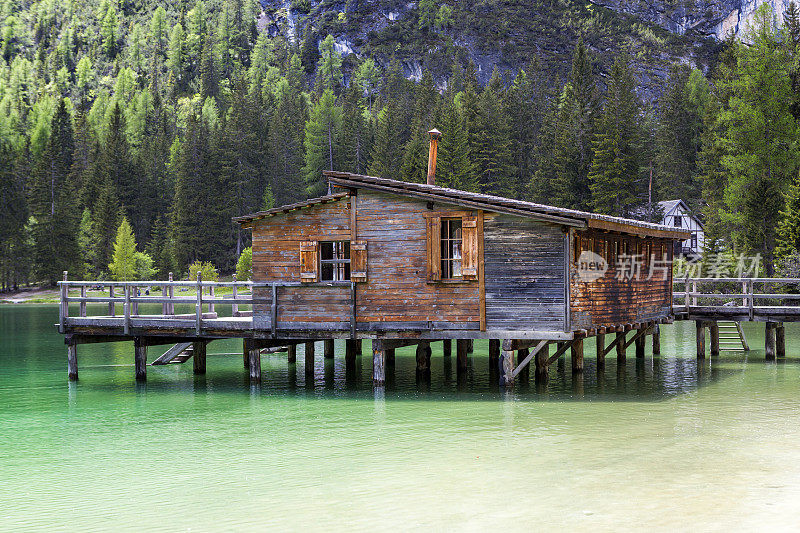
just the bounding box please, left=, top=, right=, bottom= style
left=299, top=241, right=318, bottom=282
left=351, top=241, right=368, bottom=282
left=461, top=215, right=478, bottom=280
left=426, top=216, right=441, bottom=281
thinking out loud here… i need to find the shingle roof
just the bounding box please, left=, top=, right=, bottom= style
left=232, top=193, right=349, bottom=224
left=324, top=172, right=690, bottom=239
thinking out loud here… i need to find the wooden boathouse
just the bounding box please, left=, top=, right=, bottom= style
left=58, top=132, right=691, bottom=386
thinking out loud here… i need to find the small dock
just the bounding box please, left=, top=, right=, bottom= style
left=673, top=277, right=800, bottom=360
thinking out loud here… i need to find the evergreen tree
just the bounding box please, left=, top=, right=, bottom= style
left=270, top=54, right=308, bottom=204
left=200, top=33, right=219, bottom=100
left=589, top=54, right=643, bottom=216
left=474, top=69, right=516, bottom=197
left=316, top=35, right=343, bottom=94
left=436, top=97, right=477, bottom=191
left=303, top=89, right=343, bottom=197
left=550, top=38, right=599, bottom=210
left=505, top=63, right=546, bottom=196
left=29, top=99, right=80, bottom=284
left=400, top=70, right=439, bottom=183
left=654, top=64, right=703, bottom=205
left=718, top=5, right=799, bottom=274
left=109, top=218, right=138, bottom=281
left=776, top=173, right=800, bottom=262
left=340, top=83, right=371, bottom=175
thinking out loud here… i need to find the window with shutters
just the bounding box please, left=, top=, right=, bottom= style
left=320, top=241, right=350, bottom=281
left=426, top=212, right=479, bottom=282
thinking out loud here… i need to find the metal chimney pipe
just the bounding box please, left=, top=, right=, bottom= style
left=427, top=128, right=442, bottom=186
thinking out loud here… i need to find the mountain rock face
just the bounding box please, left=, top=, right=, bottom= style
left=593, top=0, right=791, bottom=39
left=259, top=0, right=790, bottom=97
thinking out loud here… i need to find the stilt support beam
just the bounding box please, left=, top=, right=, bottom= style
left=67, top=342, right=78, bottom=381
left=193, top=341, right=206, bottom=375
left=652, top=325, right=661, bottom=356
left=373, top=340, right=386, bottom=386
left=596, top=333, right=605, bottom=371
left=287, top=344, right=297, bottom=364
left=572, top=338, right=584, bottom=372
left=777, top=323, right=785, bottom=359
left=710, top=322, right=719, bottom=357
left=696, top=320, right=706, bottom=360
left=765, top=322, right=776, bottom=361
left=456, top=339, right=469, bottom=373
left=489, top=339, right=500, bottom=369
left=324, top=339, right=335, bottom=359
left=245, top=339, right=261, bottom=384
left=416, top=341, right=431, bottom=372
left=305, top=341, right=315, bottom=375
left=134, top=337, right=147, bottom=382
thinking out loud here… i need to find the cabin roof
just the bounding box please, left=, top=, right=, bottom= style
left=658, top=199, right=705, bottom=229
left=323, top=172, right=691, bottom=239
left=232, top=193, right=350, bottom=224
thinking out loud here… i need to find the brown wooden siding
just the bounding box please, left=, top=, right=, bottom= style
left=354, top=191, right=480, bottom=327
left=250, top=190, right=480, bottom=331
left=251, top=198, right=352, bottom=329
left=569, top=230, right=673, bottom=329
left=483, top=214, right=567, bottom=331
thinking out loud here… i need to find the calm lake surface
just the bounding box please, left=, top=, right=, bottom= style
left=2, top=304, right=800, bottom=531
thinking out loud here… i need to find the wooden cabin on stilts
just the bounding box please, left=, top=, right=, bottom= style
left=57, top=130, right=690, bottom=388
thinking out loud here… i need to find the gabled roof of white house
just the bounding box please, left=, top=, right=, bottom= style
left=659, top=199, right=705, bottom=229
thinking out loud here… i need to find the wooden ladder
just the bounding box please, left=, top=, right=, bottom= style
left=717, top=322, right=750, bottom=352
left=151, top=342, right=194, bottom=365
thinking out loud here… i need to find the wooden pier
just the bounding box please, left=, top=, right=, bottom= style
left=672, top=277, right=800, bottom=360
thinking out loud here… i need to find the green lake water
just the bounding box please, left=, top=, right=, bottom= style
left=2, top=304, right=800, bottom=531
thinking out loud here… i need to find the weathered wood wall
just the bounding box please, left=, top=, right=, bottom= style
left=251, top=197, right=352, bottom=329
left=569, top=229, right=673, bottom=329
left=355, top=191, right=480, bottom=329
left=483, top=214, right=567, bottom=331
left=250, top=190, right=481, bottom=331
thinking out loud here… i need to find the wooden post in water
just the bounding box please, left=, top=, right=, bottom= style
left=516, top=348, right=530, bottom=381
left=488, top=339, right=500, bottom=368
left=287, top=344, right=297, bottom=364
left=305, top=341, right=315, bottom=375
left=596, top=334, right=605, bottom=371
left=324, top=339, right=335, bottom=359
left=67, top=341, right=78, bottom=381
left=373, top=341, right=386, bottom=386
left=416, top=341, right=431, bottom=372
left=345, top=340, right=357, bottom=372
left=442, top=339, right=452, bottom=358
left=572, top=338, right=584, bottom=372
left=193, top=341, right=207, bottom=375
left=710, top=322, right=720, bottom=356
left=652, top=325, right=661, bottom=356
left=466, top=339, right=474, bottom=354
left=355, top=339, right=363, bottom=355
left=776, top=323, right=785, bottom=359
left=386, top=348, right=396, bottom=367
left=134, top=337, right=147, bottom=382
left=696, top=320, right=706, bottom=359
left=499, top=346, right=514, bottom=386
left=456, top=339, right=469, bottom=373
left=535, top=342, right=549, bottom=381
left=635, top=334, right=645, bottom=359
left=765, top=322, right=776, bottom=361
left=616, top=331, right=626, bottom=364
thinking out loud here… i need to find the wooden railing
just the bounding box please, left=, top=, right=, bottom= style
left=673, top=277, right=800, bottom=319
left=57, top=271, right=356, bottom=336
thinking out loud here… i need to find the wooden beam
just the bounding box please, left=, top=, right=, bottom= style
left=478, top=211, right=486, bottom=331
left=571, top=338, right=584, bottom=372
left=777, top=323, right=785, bottom=359
left=596, top=333, right=605, bottom=371
left=652, top=325, right=661, bottom=356
left=710, top=322, right=719, bottom=356
left=287, top=344, right=297, bottom=363
left=248, top=340, right=261, bottom=384
left=305, top=341, right=315, bottom=375
left=696, top=320, right=706, bottom=360
left=442, top=339, right=452, bottom=358
left=488, top=339, right=500, bottom=370
left=373, top=340, right=386, bottom=386
left=456, top=339, right=469, bottom=373
left=546, top=339, right=574, bottom=366
left=324, top=339, right=335, bottom=359
left=635, top=335, right=646, bottom=359
left=499, top=347, right=515, bottom=386
left=67, top=342, right=78, bottom=381
left=765, top=322, right=776, bottom=361
left=193, top=341, right=207, bottom=375
left=152, top=342, right=193, bottom=365
left=416, top=341, right=431, bottom=372
left=616, top=331, right=626, bottom=364
left=511, top=340, right=549, bottom=379
left=134, top=337, right=147, bottom=382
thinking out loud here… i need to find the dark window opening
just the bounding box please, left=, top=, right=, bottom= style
left=674, top=215, right=682, bottom=227
left=320, top=241, right=350, bottom=281
left=441, top=218, right=462, bottom=279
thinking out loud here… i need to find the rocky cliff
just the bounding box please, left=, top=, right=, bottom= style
left=258, top=0, right=790, bottom=96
